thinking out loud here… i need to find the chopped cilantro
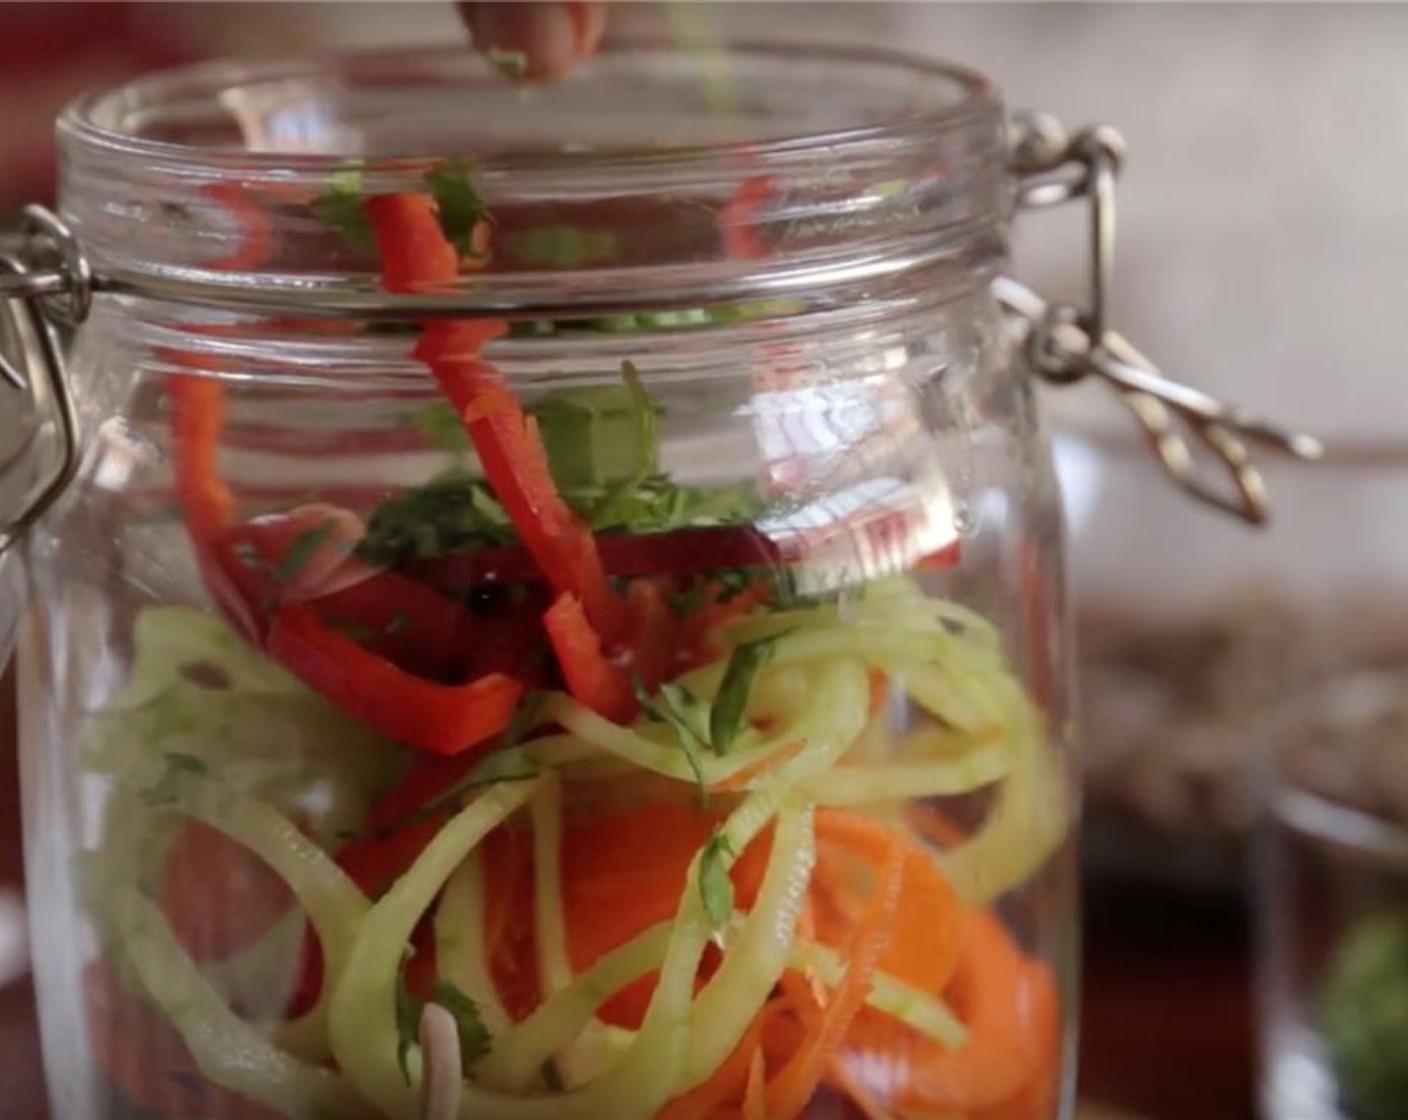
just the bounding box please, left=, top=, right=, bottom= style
left=385, top=611, right=411, bottom=636
left=355, top=473, right=515, bottom=567
left=425, top=159, right=488, bottom=258
left=360, top=696, right=544, bottom=839
left=541, top=1057, right=566, bottom=1091
left=699, top=830, right=735, bottom=928
left=633, top=675, right=709, bottom=796
left=394, top=966, right=420, bottom=1085
left=395, top=966, right=493, bottom=1085
left=488, top=48, right=529, bottom=79
left=431, top=979, right=493, bottom=1070
left=709, top=633, right=785, bottom=755
left=311, top=167, right=374, bottom=250
left=271, top=521, right=336, bottom=585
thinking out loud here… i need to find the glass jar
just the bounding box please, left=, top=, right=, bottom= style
left=0, top=40, right=1289, bottom=1120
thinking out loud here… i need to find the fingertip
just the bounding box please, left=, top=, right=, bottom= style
left=460, top=2, right=607, bottom=82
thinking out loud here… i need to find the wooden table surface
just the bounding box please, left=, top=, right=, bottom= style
left=0, top=668, right=1255, bottom=1119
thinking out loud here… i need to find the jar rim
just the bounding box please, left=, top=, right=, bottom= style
left=56, top=39, right=1009, bottom=321
left=60, top=39, right=1000, bottom=173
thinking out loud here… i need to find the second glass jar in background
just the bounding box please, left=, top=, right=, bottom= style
left=1060, top=420, right=1408, bottom=886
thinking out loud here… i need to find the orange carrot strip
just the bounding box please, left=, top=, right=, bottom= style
left=711, top=738, right=805, bottom=793
left=658, top=1003, right=774, bottom=1120
left=842, top=908, right=1062, bottom=1114
left=742, top=1048, right=768, bottom=1120
left=765, top=831, right=906, bottom=1120
left=811, top=810, right=962, bottom=997
left=866, top=668, right=889, bottom=719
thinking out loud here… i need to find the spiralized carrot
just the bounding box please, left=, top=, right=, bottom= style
left=765, top=830, right=905, bottom=1120
left=710, top=738, right=804, bottom=792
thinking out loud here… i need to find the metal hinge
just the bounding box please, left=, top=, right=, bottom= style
left=998, top=111, right=1322, bottom=525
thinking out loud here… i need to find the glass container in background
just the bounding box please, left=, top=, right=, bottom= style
left=7, top=44, right=1077, bottom=1120
left=1058, top=423, right=1408, bottom=888
left=1255, top=676, right=1408, bottom=1120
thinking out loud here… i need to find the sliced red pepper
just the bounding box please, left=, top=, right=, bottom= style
left=721, top=175, right=776, bottom=261
left=543, top=591, right=634, bottom=721
left=222, top=509, right=470, bottom=680
left=168, top=373, right=265, bottom=638
left=267, top=602, right=522, bottom=756
left=406, top=523, right=784, bottom=593
left=408, top=525, right=960, bottom=599
left=365, top=192, right=625, bottom=644
left=623, top=577, right=681, bottom=689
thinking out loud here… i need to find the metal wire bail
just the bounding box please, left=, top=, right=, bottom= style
left=1001, top=111, right=1322, bottom=525
left=0, top=206, right=83, bottom=557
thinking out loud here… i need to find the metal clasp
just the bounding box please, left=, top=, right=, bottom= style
left=1000, top=112, right=1322, bottom=525
left=0, top=206, right=85, bottom=557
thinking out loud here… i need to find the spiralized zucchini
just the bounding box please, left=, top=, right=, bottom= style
left=80, top=571, right=1068, bottom=1118
left=93, top=873, right=371, bottom=1118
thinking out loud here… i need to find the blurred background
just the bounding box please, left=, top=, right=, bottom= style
left=4, top=4, right=1408, bottom=1119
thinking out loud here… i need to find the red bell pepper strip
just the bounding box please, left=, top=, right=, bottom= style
left=721, top=175, right=776, bottom=261
left=406, top=524, right=959, bottom=597
left=543, top=591, right=634, bottom=721
left=364, top=192, right=625, bottom=644
left=407, top=522, right=784, bottom=592
left=168, top=373, right=266, bottom=638
left=267, top=602, right=522, bottom=755
left=222, top=509, right=470, bottom=679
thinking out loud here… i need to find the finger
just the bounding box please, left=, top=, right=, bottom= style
left=457, top=2, right=608, bottom=81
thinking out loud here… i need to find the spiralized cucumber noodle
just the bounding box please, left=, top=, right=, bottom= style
left=80, top=574, right=1067, bottom=1118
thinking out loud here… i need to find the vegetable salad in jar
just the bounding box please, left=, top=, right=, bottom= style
left=13, top=44, right=1075, bottom=1120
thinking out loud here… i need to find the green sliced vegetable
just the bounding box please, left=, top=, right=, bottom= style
left=699, top=830, right=735, bottom=929
left=425, top=159, right=487, bottom=257
left=709, top=634, right=785, bottom=756
left=312, top=167, right=374, bottom=250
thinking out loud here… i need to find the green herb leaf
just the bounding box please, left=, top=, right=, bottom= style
left=425, top=159, right=488, bottom=258
left=394, top=966, right=420, bottom=1085
left=385, top=611, right=411, bottom=636
left=709, top=634, right=785, bottom=756
left=272, top=521, right=336, bottom=585
left=699, top=830, right=735, bottom=929
left=666, top=578, right=714, bottom=619
left=408, top=401, right=472, bottom=457
left=632, top=675, right=708, bottom=795
left=355, top=473, right=515, bottom=567
left=620, top=361, right=656, bottom=476
left=363, top=696, right=544, bottom=838
left=540, top=1057, right=566, bottom=1092
left=394, top=968, right=494, bottom=1085
left=430, top=979, right=493, bottom=1069
left=488, top=48, right=529, bottom=79
left=311, top=168, right=374, bottom=250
